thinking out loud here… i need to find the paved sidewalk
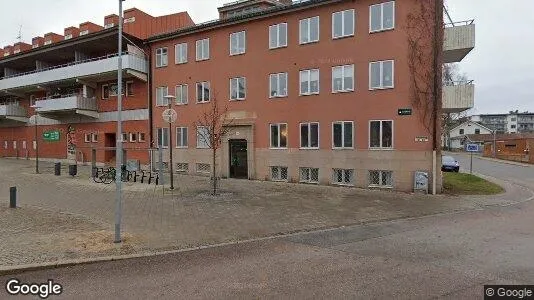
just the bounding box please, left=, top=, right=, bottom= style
left=0, top=158, right=531, bottom=268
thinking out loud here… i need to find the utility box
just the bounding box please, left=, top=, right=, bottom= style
left=414, top=171, right=429, bottom=193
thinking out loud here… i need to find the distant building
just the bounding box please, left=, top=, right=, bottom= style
left=445, top=120, right=492, bottom=149
left=471, top=111, right=534, bottom=134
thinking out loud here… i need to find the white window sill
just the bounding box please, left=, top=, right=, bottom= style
left=269, top=45, right=288, bottom=50
left=196, top=101, right=211, bottom=104
left=175, top=61, right=188, bottom=65
left=332, top=34, right=355, bottom=40
left=155, top=65, right=168, bottom=68
left=176, top=102, right=188, bottom=106
left=369, top=86, right=394, bottom=91
left=299, top=147, right=320, bottom=150
left=230, top=98, right=246, bottom=101
left=369, top=27, right=395, bottom=34
left=299, top=40, right=319, bottom=45
left=333, top=183, right=354, bottom=187
left=270, top=147, right=288, bottom=150
left=176, top=146, right=188, bottom=149
left=368, top=185, right=393, bottom=189
left=269, top=95, right=288, bottom=99
left=369, top=147, right=394, bottom=151
left=332, top=147, right=354, bottom=150
left=332, top=89, right=354, bottom=94
left=230, top=52, right=246, bottom=56
left=300, top=92, right=320, bottom=96
left=196, top=58, right=210, bottom=62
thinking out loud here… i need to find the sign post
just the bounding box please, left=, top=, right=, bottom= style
left=162, top=107, right=177, bottom=190
left=466, top=143, right=479, bottom=174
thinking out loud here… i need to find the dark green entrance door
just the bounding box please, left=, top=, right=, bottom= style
left=229, top=139, right=248, bottom=179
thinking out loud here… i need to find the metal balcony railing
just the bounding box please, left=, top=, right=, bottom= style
left=444, top=19, right=475, bottom=28
left=35, top=95, right=97, bottom=113
left=0, top=104, right=27, bottom=117
left=443, top=80, right=474, bottom=86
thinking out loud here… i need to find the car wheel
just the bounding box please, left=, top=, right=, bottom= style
left=454, top=168, right=459, bottom=173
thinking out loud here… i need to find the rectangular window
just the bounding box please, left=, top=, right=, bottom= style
left=175, top=84, right=188, bottom=105
left=129, top=133, right=137, bottom=142
left=126, top=81, right=134, bottom=96
left=230, top=77, right=246, bottom=100
left=156, top=86, right=169, bottom=106
left=230, top=31, right=246, bottom=55
left=300, top=167, right=319, bottom=184
left=64, top=34, right=73, bottom=40
left=332, top=65, right=354, bottom=92
left=91, top=133, right=98, bottom=143
left=369, top=120, right=393, bottom=149
left=369, top=170, right=393, bottom=188
left=332, top=9, right=355, bottom=39
left=196, top=38, right=210, bottom=61
left=196, top=163, right=211, bottom=174
left=102, top=85, right=109, bottom=99
left=156, top=47, right=168, bottom=68
left=475, top=129, right=481, bottom=134
left=300, top=69, right=320, bottom=95
left=176, top=127, right=188, bottom=148
left=369, top=60, right=394, bottom=89
left=176, top=163, right=189, bottom=172
left=300, top=122, right=319, bottom=149
left=370, top=1, right=395, bottom=32
left=197, top=126, right=210, bottom=149
left=121, top=133, right=128, bottom=143
left=269, top=73, right=288, bottom=98
left=79, top=30, right=89, bottom=36
left=175, top=43, right=188, bottom=64
left=270, top=123, right=288, bottom=148
left=333, top=121, right=354, bottom=148
left=300, top=16, right=320, bottom=44
left=269, top=23, right=288, bottom=49
left=157, top=128, right=169, bottom=148
left=138, top=132, right=146, bottom=143
left=333, top=169, right=355, bottom=186
left=271, top=166, right=288, bottom=182
left=196, top=81, right=211, bottom=103
left=84, top=133, right=91, bottom=143
left=459, top=129, right=465, bottom=135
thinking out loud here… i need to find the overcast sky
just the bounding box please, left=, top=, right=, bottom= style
left=1, top=0, right=532, bottom=115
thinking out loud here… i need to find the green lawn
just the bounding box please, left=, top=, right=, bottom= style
left=443, top=172, right=504, bottom=195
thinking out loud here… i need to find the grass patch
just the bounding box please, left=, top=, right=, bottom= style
left=443, top=172, right=504, bottom=195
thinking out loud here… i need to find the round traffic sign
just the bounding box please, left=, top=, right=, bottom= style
left=162, top=108, right=177, bottom=123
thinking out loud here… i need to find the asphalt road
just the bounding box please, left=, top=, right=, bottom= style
left=2, top=157, right=534, bottom=299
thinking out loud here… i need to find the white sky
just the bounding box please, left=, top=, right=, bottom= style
left=1, top=0, right=532, bottom=114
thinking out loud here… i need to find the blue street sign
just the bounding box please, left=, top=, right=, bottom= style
left=466, top=143, right=479, bottom=152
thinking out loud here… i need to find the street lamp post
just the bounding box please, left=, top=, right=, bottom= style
left=163, top=95, right=177, bottom=190
left=493, top=130, right=497, bottom=158
left=30, top=105, right=41, bottom=174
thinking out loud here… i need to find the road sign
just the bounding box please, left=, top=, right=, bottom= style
left=43, top=130, right=60, bottom=142
left=466, top=143, right=479, bottom=152
left=162, top=108, right=177, bottom=123
left=398, top=108, right=412, bottom=116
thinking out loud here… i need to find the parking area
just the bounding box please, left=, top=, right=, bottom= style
left=0, top=158, right=528, bottom=267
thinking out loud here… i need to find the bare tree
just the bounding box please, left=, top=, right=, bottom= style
left=443, top=63, right=468, bottom=84
left=194, top=95, right=234, bottom=195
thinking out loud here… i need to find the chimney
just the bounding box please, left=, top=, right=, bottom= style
left=79, top=22, right=104, bottom=36
left=64, top=26, right=80, bottom=40
left=43, top=33, right=64, bottom=45
left=32, top=36, right=44, bottom=49
left=3, top=46, right=13, bottom=57
left=104, top=14, right=119, bottom=29
left=13, top=42, right=32, bottom=54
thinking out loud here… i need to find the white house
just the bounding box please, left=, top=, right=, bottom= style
left=445, top=121, right=493, bottom=149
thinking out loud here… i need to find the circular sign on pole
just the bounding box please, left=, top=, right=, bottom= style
left=162, top=108, right=177, bottom=123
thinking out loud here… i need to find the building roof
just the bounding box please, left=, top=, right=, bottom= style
left=449, top=120, right=493, bottom=134
left=454, top=133, right=534, bottom=142
left=147, top=0, right=344, bottom=42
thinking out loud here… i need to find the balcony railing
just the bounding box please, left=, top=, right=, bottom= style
left=0, top=103, right=27, bottom=117
left=35, top=95, right=97, bottom=114
left=0, top=52, right=148, bottom=91
left=443, top=80, right=475, bottom=113
left=443, top=20, right=475, bottom=63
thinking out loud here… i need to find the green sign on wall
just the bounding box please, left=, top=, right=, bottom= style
left=43, top=130, right=61, bottom=142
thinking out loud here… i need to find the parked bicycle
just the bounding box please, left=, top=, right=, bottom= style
left=92, top=167, right=130, bottom=184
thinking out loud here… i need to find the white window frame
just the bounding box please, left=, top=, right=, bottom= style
left=299, top=167, right=319, bottom=184
left=369, top=60, right=395, bottom=90
left=156, top=86, right=169, bottom=107
left=300, top=122, right=320, bottom=149
left=332, top=64, right=355, bottom=93
left=299, top=69, right=320, bottom=95
left=156, top=47, right=168, bottom=68
left=269, top=72, right=288, bottom=98
left=175, top=84, right=188, bottom=105
left=84, top=133, right=91, bottom=143
left=299, top=16, right=320, bottom=44
left=332, top=169, right=355, bottom=186
left=270, top=123, right=288, bottom=149
left=176, top=127, right=188, bottom=148
left=271, top=166, right=289, bottom=182
left=230, top=77, right=246, bottom=101
left=101, top=84, right=109, bottom=99
left=91, top=133, right=98, bottom=143
left=332, top=121, right=354, bottom=149
left=79, top=30, right=89, bottom=36
left=196, top=81, right=211, bottom=103
left=157, top=128, right=170, bottom=148
left=369, top=170, right=394, bottom=188
left=175, top=43, right=188, bottom=64
left=332, top=9, right=355, bottom=39
left=138, top=132, right=146, bottom=143
left=129, top=133, right=137, bottom=143
left=369, top=120, right=394, bottom=149
left=269, top=23, right=288, bottom=49
left=64, top=34, right=73, bottom=40
left=369, top=1, right=395, bottom=33
left=121, top=133, right=128, bottom=143
left=230, top=31, right=246, bottom=56
left=196, top=38, right=210, bottom=61
left=196, top=126, right=210, bottom=149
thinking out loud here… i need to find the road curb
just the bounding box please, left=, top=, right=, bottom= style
left=475, top=156, right=533, bottom=168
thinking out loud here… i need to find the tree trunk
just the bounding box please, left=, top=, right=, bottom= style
left=212, top=147, right=216, bottom=196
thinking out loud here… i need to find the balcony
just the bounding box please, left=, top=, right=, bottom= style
left=443, top=20, right=475, bottom=63
left=0, top=103, right=27, bottom=122
left=442, top=80, right=475, bottom=113
left=0, top=53, right=148, bottom=92
left=35, top=94, right=98, bottom=118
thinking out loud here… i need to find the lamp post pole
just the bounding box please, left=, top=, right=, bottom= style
left=114, top=0, right=125, bottom=244
left=168, top=101, right=174, bottom=190
left=35, top=114, right=39, bottom=174
left=493, top=130, right=497, bottom=158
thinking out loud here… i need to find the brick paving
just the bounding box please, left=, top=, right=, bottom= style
left=0, top=158, right=529, bottom=268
